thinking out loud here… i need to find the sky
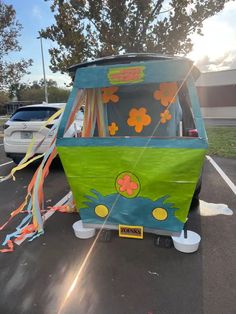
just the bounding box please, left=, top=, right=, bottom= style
left=4, top=0, right=236, bottom=87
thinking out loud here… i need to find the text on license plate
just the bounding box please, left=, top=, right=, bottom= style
left=21, top=131, right=33, bottom=139
left=119, top=224, right=143, bottom=239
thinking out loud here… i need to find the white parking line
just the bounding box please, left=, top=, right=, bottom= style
left=206, top=155, right=236, bottom=195
left=43, top=191, right=72, bottom=221
left=0, top=161, right=13, bottom=168
left=0, top=144, right=4, bottom=146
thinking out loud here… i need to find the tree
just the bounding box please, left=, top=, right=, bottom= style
left=47, top=86, right=70, bottom=103
left=39, top=78, right=58, bottom=88
left=41, top=0, right=233, bottom=73
left=8, top=82, right=27, bottom=99
left=30, top=79, right=58, bottom=89
left=17, top=79, right=70, bottom=103
left=0, top=1, right=32, bottom=90
left=0, top=91, right=9, bottom=104
left=0, top=90, right=9, bottom=113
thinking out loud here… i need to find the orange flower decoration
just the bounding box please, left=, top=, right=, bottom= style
left=108, top=122, right=118, bottom=136
left=117, top=175, right=138, bottom=196
left=160, top=110, right=172, bottom=124
left=127, top=107, right=151, bottom=133
left=153, top=82, right=178, bottom=107
left=101, top=86, right=119, bottom=104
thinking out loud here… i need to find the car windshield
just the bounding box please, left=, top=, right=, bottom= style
left=10, top=107, right=59, bottom=122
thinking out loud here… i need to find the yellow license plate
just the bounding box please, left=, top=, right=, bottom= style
left=119, top=224, right=143, bottom=239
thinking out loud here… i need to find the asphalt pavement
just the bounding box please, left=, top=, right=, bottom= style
left=0, top=139, right=235, bottom=314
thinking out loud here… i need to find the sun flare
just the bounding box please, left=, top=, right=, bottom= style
left=188, top=1, right=236, bottom=71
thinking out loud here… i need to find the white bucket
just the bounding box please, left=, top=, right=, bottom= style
left=72, top=220, right=96, bottom=239
left=172, top=230, right=201, bottom=253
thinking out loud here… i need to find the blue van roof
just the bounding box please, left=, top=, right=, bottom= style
left=68, top=53, right=194, bottom=71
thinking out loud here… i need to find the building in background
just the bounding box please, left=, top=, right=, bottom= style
left=196, top=69, right=236, bottom=121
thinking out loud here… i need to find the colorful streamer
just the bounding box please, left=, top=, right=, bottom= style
left=0, top=108, right=64, bottom=183
left=82, top=89, right=109, bottom=137
left=0, top=95, right=84, bottom=252
left=0, top=84, right=144, bottom=252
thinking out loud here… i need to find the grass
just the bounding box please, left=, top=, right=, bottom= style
left=206, top=126, right=236, bottom=158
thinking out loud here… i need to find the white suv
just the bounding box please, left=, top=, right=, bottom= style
left=3, top=103, right=83, bottom=163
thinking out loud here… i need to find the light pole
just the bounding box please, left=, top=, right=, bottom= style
left=37, top=35, right=48, bottom=103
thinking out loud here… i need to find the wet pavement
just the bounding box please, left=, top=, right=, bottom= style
left=0, top=140, right=235, bottom=314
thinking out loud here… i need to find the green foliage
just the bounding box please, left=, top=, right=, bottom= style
left=8, top=82, right=27, bottom=99
left=19, top=87, right=45, bottom=103
left=30, top=78, right=58, bottom=89
left=0, top=2, right=32, bottom=89
left=47, top=86, right=70, bottom=102
left=13, top=79, right=70, bottom=103
left=0, top=91, right=10, bottom=107
left=0, top=91, right=9, bottom=114
left=206, top=127, right=236, bottom=158
left=42, top=0, right=232, bottom=73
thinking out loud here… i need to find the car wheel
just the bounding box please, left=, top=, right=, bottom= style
left=154, top=235, right=173, bottom=248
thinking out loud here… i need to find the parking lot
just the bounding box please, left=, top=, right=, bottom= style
left=0, top=139, right=235, bottom=314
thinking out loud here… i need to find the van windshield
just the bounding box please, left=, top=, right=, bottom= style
left=10, top=107, right=59, bottom=122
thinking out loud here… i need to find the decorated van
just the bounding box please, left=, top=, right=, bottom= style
left=56, top=54, right=208, bottom=241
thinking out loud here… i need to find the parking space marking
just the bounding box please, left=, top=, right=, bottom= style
left=0, top=161, right=13, bottom=168
left=206, top=155, right=236, bottom=195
